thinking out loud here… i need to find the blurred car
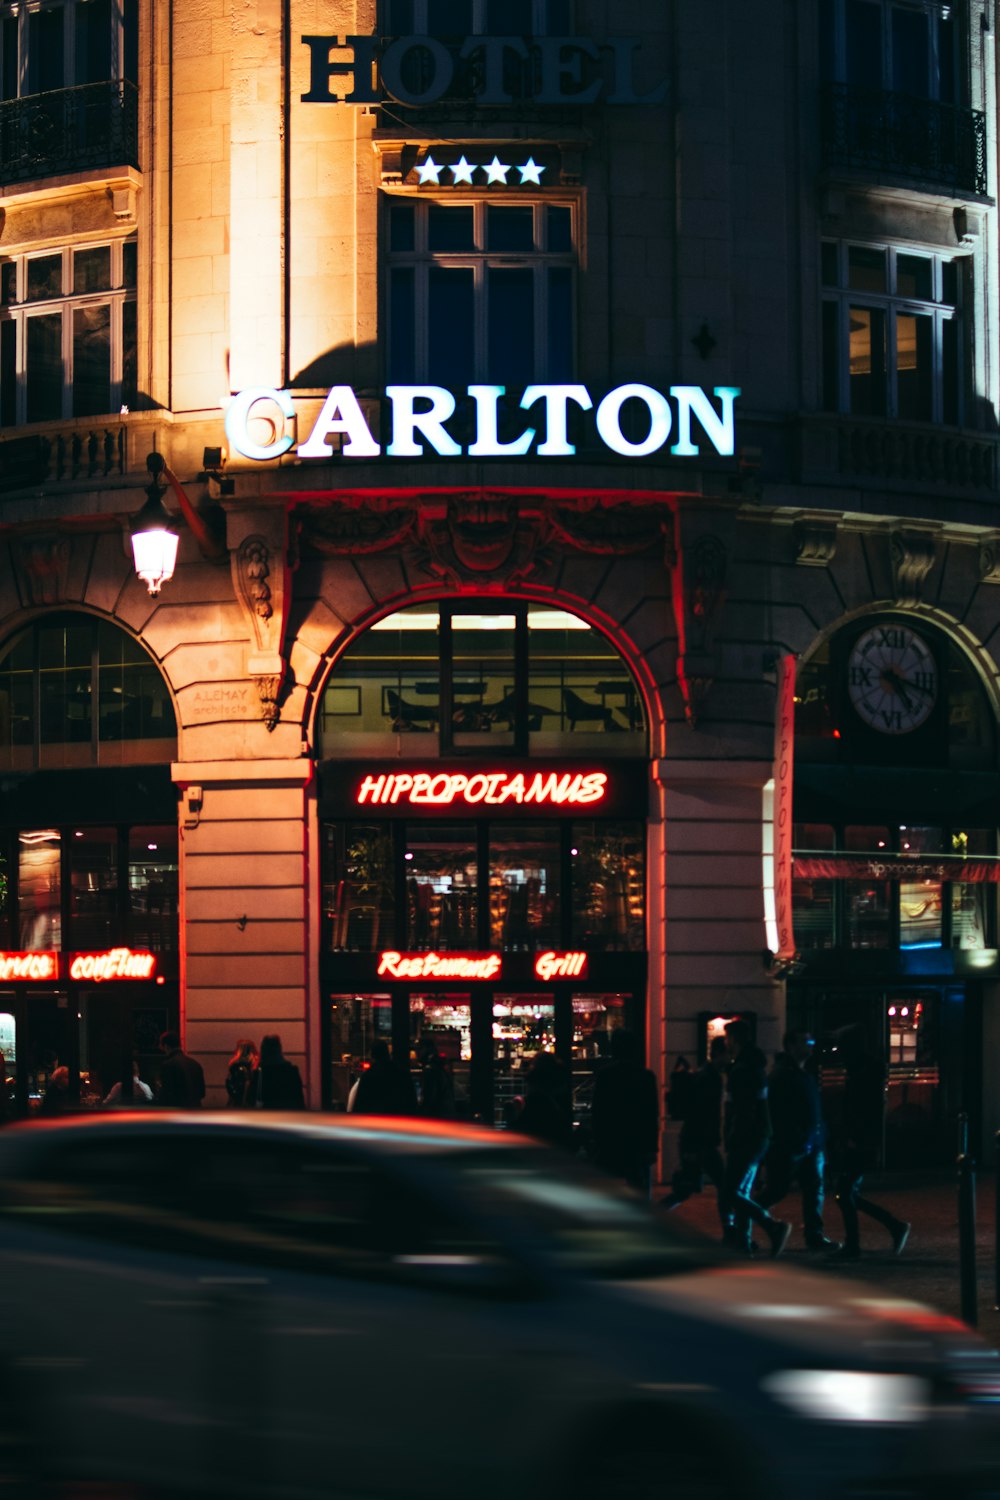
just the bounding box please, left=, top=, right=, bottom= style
left=0, top=1112, right=995, bottom=1500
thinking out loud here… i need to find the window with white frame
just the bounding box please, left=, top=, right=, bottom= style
left=821, top=241, right=963, bottom=424
left=820, top=0, right=958, bottom=101
left=0, top=0, right=137, bottom=99
left=380, top=1, right=571, bottom=34
left=0, top=238, right=137, bottom=426
left=386, top=198, right=575, bottom=388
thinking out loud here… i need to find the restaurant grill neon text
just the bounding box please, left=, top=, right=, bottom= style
left=357, top=770, right=607, bottom=808
left=376, top=950, right=589, bottom=980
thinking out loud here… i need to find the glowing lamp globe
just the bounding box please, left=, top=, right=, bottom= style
left=131, top=492, right=179, bottom=595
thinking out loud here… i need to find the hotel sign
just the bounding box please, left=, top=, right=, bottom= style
left=301, top=35, right=666, bottom=107
left=225, top=383, right=740, bottom=464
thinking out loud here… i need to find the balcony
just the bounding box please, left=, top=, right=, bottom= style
left=0, top=80, right=138, bottom=187
left=797, top=412, right=998, bottom=495
left=821, top=83, right=987, bottom=198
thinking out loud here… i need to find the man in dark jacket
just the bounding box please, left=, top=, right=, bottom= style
left=660, top=1035, right=727, bottom=1226
left=157, top=1031, right=206, bottom=1109
left=829, top=1025, right=910, bottom=1260
left=590, top=1029, right=659, bottom=1195
left=759, top=1031, right=838, bottom=1250
left=350, top=1040, right=416, bottom=1115
left=721, top=1019, right=791, bottom=1257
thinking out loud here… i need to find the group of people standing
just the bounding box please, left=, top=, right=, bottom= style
left=224, top=1036, right=305, bottom=1109
left=664, top=1019, right=910, bottom=1261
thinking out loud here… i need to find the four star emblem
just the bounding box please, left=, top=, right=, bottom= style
left=413, top=154, right=547, bottom=187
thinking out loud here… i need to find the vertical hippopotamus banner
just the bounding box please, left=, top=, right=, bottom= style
left=772, top=655, right=797, bottom=962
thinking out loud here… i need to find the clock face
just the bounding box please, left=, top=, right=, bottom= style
left=847, top=624, right=938, bottom=734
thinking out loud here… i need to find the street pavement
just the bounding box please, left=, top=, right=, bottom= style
left=656, top=1168, right=1000, bottom=1348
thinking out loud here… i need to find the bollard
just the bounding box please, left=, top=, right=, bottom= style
left=995, top=1131, right=1000, bottom=1313
left=958, top=1151, right=978, bottom=1328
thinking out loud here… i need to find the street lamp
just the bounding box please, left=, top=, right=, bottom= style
left=130, top=452, right=226, bottom=595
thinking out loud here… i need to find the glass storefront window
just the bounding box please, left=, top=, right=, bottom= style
left=450, top=610, right=516, bottom=749
left=18, top=829, right=61, bottom=948
left=792, top=822, right=835, bottom=950
left=328, top=994, right=393, bottom=1110
left=570, top=992, right=627, bottom=1124
left=127, top=827, right=178, bottom=951
left=489, top=823, right=559, bottom=950
left=324, top=823, right=396, bottom=951
left=950, top=828, right=995, bottom=950
left=528, top=607, right=643, bottom=743
left=68, top=826, right=117, bottom=950
left=410, top=994, right=471, bottom=1116
left=571, top=823, right=644, bottom=950
left=405, top=824, right=478, bottom=949
left=492, top=995, right=554, bottom=1127
left=898, top=825, right=942, bottom=949
left=844, top=825, right=890, bottom=949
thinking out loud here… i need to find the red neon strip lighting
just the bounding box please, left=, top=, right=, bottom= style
left=378, top=951, right=502, bottom=980
left=533, top=951, right=588, bottom=980
left=358, top=770, right=607, bottom=808
left=0, top=948, right=158, bottom=982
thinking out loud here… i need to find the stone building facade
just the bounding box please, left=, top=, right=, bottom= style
left=0, top=0, right=997, bottom=1162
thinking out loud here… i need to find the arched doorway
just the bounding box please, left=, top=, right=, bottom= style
left=0, top=612, right=179, bottom=1113
left=315, top=600, right=649, bottom=1128
left=789, top=613, right=1000, bottom=1164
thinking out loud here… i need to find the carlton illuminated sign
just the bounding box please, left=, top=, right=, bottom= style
left=224, top=383, right=739, bottom=464
left=0, top=948, right=158, bottom=982
left=357, top=770, right=607, bottom=808
left=301, top=35, right=665, bottom=108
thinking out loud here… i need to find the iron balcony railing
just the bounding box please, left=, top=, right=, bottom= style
left=821, top=83, right=987, bottom=197
left=0, top=80, right=138, bottom=186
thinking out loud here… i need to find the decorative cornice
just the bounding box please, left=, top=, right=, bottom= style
left=794, top=520, right=838, bottom=568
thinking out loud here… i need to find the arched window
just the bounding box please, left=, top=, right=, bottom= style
left=0, top=613, right=176, bottom=771
left=317, top=600, right=645, bottom=757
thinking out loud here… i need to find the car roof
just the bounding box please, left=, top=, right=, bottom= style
left=0, top=1111, right=532, bottom=1159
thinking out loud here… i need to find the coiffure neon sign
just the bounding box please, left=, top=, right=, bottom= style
left=0, top=948, right=158, bottom=983
left=357, top=770, right=607, bottom=808
left=224, top=384, right=739, bottom=464
left=377, top=950, right=588, bottom=981
left=301, top=35, right=666, bottom=107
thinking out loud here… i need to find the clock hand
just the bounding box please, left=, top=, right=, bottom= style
left=880, top=668, right=914, bottom=714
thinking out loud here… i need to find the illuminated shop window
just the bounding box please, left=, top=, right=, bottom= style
left=318, top=601, right=643, bottom=757
left=0, top=239, right=137, bottom=427
left=0, top=613, right=176, bottom=771
left=821, top=241, right=962, bottom=423
left=386, top=200, right=575, bottom=388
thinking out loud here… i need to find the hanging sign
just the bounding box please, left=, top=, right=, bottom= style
left=769, top=655, right=796, bottom=962
left=224, top=383, right=739, bottom=464
left=300, top=35, right=666, bottom=108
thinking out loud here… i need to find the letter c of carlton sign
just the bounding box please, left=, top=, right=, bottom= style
left=224, top=383, right=740, bottom=463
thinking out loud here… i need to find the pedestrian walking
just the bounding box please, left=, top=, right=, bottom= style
left=225, top=1039, right=259, bottom=1107
left=157, top=1031, right=206, bottom=1109
left=514, top=1051, right=574, bottom=1150
left=348, top=1039, right=416, bottom=1115
left=245, top=1033, right=305, bottom=1110
left=721, top=1019, right=792, bottom=1257
left=759, top=1030, right=839, bottom=1250
left=589, top=1028, right=659, bottom=1195
left=828, top=1025, right=910, bottom=1261
left=660, top=1035, right=728, bottom=1228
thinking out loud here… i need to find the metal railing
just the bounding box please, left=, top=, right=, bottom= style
left=821, top=83, right=987, bottom=197
left=0, top=80, right=139, bottom=186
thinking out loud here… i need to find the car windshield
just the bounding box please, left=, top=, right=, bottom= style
left=432, top=1147, right=709, bottom=1280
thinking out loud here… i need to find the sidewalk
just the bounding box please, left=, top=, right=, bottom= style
left=657, top=1169, right=1000, bottom=1348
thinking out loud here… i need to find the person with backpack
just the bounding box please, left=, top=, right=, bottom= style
left=660, top=1036, right=728, bottom=1227
left=224, top=1039, right=258, bottom=1107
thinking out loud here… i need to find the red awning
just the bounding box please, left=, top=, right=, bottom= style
left=793, top=854, right=1000, bottom=883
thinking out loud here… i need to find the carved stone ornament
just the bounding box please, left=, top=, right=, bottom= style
left=12, top=533, right=71, bottom=605
left=305, top=506, right=419, bottom=556
left=230, top=523, right=292, bottom=732
left=794, top=521, right=838, bottom=568
left=890, top=529, right=937, bottom=608
left=979, top=534, right=1000, bottom=584
left=671, top=529, right=728, bottom=725
left=548, top=503, right=669, bottom=555
left=416, top=496, right=553, bottom=586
